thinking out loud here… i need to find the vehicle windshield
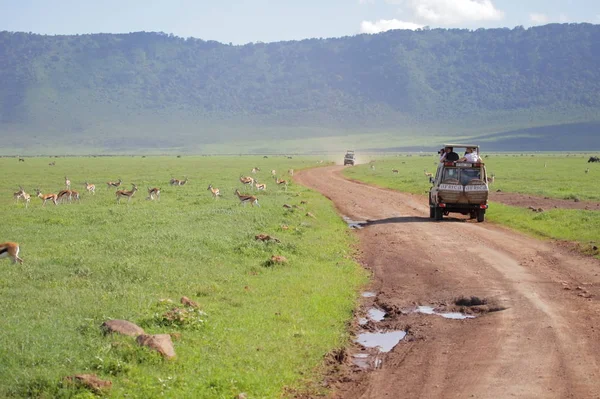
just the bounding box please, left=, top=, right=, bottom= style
left=441, top=168, right=483, bottom=185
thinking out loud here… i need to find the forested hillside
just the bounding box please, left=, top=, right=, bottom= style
left=1, top=24, right=600, bottom=153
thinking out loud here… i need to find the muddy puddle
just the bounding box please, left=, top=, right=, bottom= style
left=361, top=292, right=376, bottom=298
left=343, top=216, right=368, bottom=229
left=415, top=305, right=475, bottom=320
left=355, top=331, right=407, bottom=353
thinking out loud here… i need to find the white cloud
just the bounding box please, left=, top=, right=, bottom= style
left=530, top=13, right=548, bottom=25
left=406, top=0, right=504, bottom=25
left=360, top=19, right=424, bottom=33
left=359, top=0, right=375, bottom=4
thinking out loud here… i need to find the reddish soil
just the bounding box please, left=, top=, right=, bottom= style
left=489, top=191, right=600, bottom=211
left=296, top=166, right=600, bottom=399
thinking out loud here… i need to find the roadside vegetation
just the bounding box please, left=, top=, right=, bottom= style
left=344, top=153, right=600, bottom=255
left=0, top=156, right=367, bottom=398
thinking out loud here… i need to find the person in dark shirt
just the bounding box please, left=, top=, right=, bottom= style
left=441, top=147, right=459, bottom=162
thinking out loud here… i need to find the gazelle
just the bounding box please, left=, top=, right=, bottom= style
left=0, top=242, right=23, bottom=264
left=35, top=189, right=58, bottom=206
left=234, top=189, right=260, bottom=207
left=240, top=175, right=255, bottom=190
left=288, top=169, right=294, bottom=176
left=170, top=177, right=188, bottom=186
left=147, top=187, right=161, bottom=201
left=65, top=176, right=71, bottom=190
left=106, top=178, right=122, bottom=190
left=424, top=169, right=433, bottom=178
left=13, top=187, right=31, bottom=208
left=274, top=176, right=288, bottom=190
left=255, top=181, right=266, bottom=191
left=116, top=184, right=138, bottom=204
left=251, top=167, right=260, bottom=174
left=271, top=169, right=276, bottom=176
left=207, top=184, right=220, bottom=199
left=392, top=169, right=399, bottom=174
left=84, top=182, right=96, bottom=195
left=57, top=189, right=71, bottom=203
left=487, top=174, right=495, bottom=185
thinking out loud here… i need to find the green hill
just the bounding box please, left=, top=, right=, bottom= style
left=1, top=24, right=600, bottom=154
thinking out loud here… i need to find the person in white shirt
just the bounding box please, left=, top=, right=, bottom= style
left=458, top=147, right=480, bottom=162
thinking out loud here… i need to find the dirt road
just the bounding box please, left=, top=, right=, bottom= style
left=295, top=166, right=600, bottom=399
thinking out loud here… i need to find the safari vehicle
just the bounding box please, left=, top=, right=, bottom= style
left=429, top=144, right=489, bottom=222
left=344, top=150, right=355, bottom=166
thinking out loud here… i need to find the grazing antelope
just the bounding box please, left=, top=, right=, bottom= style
left=288, top=169, right=294, bottom=176
left=106, top=178, right=122, bottom=190
left=271, top=169, right=276, bottom=176
left=147, top=187, right=161, bottom=201
left=0, top=242, right=23, bottom=264
left=69, top=190, right=81, bottom=202
left=18, top=158, right=25, bottom=162
left=57, top=189, right=71, bottom=203
left=424, top=169, right=433, bottom=178
left=585, top=168, right=590, bottom=174
left=371, top=165, right=375, bottom=170
left=274, top=177, right=288, bottom=190
left=487, top=174, right=495, bottom=185
left=170, top=177, right=188, bottom=186
left=207, top=184, right=220, bottom=199
left=49, top=161, right=56, bottom=166
left=116, top=184, right=138, bottom=204
left=35, top=189, right=58, bottom=206
left=251, top=167, right=260, bottom=174
left=240, top=175, right=255, bottom=190
left=234, top=189, right=260, bottom=207
left=392, top=169, right=399, bottom=174
left=255, top=181, right=266, bottom=191
left=84, top=182, right=96, bottom=195
left=65, top=176, right=71, bottom=190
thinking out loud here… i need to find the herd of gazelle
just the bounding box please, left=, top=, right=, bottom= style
left=6, top=168, right=296, bottom=263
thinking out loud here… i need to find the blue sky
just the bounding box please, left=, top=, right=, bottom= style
left=1, top=0, right=599, bottom=44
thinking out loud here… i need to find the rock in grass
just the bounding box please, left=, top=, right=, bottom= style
left=101, top=320, right=145, bottom=337
left=136, top=334, right=176, bottom=358
left=180, top=296, right=199, bottom=308
left=270, top=255, right=287, bottom=264
left=65, top=374, right=112, bottom=393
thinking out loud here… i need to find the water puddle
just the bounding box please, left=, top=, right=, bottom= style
left=415, top=306, right=475, bottom=320
left=355, top=330, right=407, bottom=353
left=352, top=353, right=370, bottom=368
left=368, top=308, right=386, bottom=322
left=362, top=292, right=376, bottom=298
left=343, top=216, right=367, bottom=229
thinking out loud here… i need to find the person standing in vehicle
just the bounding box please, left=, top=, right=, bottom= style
left=459, top=147, right=480, bottom=162
left=441, top=147, right=460, bottom=162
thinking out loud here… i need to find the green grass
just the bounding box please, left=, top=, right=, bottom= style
left=343, top=154, right=600, bottom=256
left=0, top=156, right=367, bottom=398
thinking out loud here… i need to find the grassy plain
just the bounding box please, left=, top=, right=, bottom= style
left=0, top=156, right=367, bottom=398
left=343, top=153, right=600, bottom=253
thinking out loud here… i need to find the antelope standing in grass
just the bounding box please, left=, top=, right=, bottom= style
left=251, top=167, right=260, bottom=174
left=106, top=178, right=122, bottom=190
left=147, top=187, right=161, bottom=201
left=274, top=176, right=288, bottom=191
left=116, top=184, right=138, bottom=204
left=424, top=169, right=433, bottom=178
left=255, top=181, right=266, bottom=191
left=240, top=175, right=255, bottom=190
left=57, top=189, right=71, bottom=203
left=487, top=174, right=495, bottom=185
left=13, top=187, right=31, bottom=208
left=84, top=182, right=96, bottom=195
left=170, top=177, right=188, bottom=186
left=234, top=189, right=260, bottom=207
left=207, top=184, right=220, bottom=199
left=585, top=168, right=590, bottom=174
left=0, top=242, right=24, bottom=264
left=65, top=176, right=71, bottom=190
left=288, top=169, right=294, bottom=176
left=392, top=169, right=399, bottom=174
left=271, top=169, right=276, bottom=176
left=35, top=189, right=58, bottom=206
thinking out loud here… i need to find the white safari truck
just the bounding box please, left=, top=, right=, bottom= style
left=429, top=144, right=489, bottom=222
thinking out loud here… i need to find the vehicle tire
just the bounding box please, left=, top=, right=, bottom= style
left=434, top=206, right=443, bottom=221
left=477, top=210, right=485, bottom=222
left=429, top=206, right=435, bottom=218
